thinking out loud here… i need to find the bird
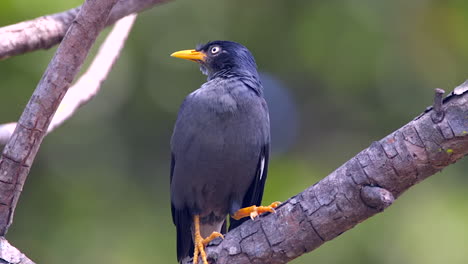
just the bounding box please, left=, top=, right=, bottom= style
left=170, top=40, right=280, bottom=264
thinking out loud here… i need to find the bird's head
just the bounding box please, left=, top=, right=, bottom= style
left=171, top=41, right=259, bottom=80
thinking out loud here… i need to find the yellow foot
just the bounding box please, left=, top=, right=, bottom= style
left=231, top=201, right=282, bottom=220
left=193, top=215, right=224, bottom=264
left=202, top=232, right=224, bottom=247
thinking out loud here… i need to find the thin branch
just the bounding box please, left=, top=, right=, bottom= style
left=181, top=85, right=468, bottom=264
left=0, top=0, right=169, bottom=60
left=0, top=14, right=137, bottom=146
left=0, top=0, right=119, bottom=236
left=48, top=13, right=137, bottom=132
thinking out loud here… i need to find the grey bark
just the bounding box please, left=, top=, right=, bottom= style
left=0, top=0, right=119, bottom=238
left=181, top=86, right=468, bottom=264
left=0, top=123, right=16, bottom=147
left=0, top=0, right=168, bottom=60
left=0, top=14, right=137, bottom=146
left=1, top=1, right=467, bottom=263
left=0, top=237, right=34, bottom=264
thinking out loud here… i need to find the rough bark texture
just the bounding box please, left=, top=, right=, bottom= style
left=0, top=0, right=168, bottom=60
left=0, top=0, right=119, bottom=235
left=0, top=8, right=79, bottom=60
left=0, top=237, right=35, bottom=264
left=0, top=14, right=137, bottom=146
left=180, top=87, right=468, bottom=264
left=1, top=1, right=468, bottom=262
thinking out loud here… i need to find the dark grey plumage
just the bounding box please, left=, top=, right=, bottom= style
left=170, top=41, right=270, bottom=262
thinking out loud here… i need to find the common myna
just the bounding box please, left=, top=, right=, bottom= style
left=170, top=40, right=279, bottom=264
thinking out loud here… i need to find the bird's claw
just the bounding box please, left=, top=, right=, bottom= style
left=232, top=201, right=282, bottom=220
left=269, top=201, right=282, bottom=209
left=202, top=232, right=224, bottom=247
left=193, top=231, right=224, bottom=264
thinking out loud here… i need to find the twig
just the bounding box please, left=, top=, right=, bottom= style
left=181, top=83, right=468, bottom=264
left=0, top=0, right=119, bottom=235
left=431, top=88, right=445, bottom=123
left=0, top=0, right=168, bottom=60
left=0, top=14, right=137, bottom=146
left=360, top=186, right=394, bottom=210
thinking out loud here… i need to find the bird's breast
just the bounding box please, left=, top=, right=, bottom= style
left=170, top=81, right=268, bottom=214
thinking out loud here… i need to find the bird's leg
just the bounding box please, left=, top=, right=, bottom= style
left=231, top=201, right=282, bottom=220
left=192, top=215, right=224, bottom=264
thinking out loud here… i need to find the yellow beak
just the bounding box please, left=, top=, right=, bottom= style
left=170, top=49, right=206, bottom=62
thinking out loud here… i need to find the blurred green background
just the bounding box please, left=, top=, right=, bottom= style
left=1, top=0, right=468, bottom=263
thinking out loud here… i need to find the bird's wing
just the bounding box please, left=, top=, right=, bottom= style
left=170, top=153, right=176, bottom=222
left=228, top=142, right=270, bottom=231
left=170, top=153, right=194, bottom=262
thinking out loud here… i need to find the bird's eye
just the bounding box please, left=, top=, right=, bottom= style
left=210, top=46, right=221, bottom=54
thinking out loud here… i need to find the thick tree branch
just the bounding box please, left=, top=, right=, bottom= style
left=181, top=85, right=468, bottom=264
left=0, top=0, right=119, bottom=236
left=0, top=0, right=168, bottom=60
left=0, top=14, right=137, bottom=146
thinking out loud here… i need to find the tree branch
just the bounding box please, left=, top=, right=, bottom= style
left=0, top=13, right=137, bottom=146
left=0, top=237, right=34, bottom=264
left=0, top=0, right=168, bottom=60
left=0, top=123, right=16, bottom=147
left=0, top=0, right=119, bottom=236
left=2, top=2, right=468, bottom=262
left=0, top=237, right=35, bottom=264
left=48, top=14, right=137, bottom=133
left=181, top=85, right=468, bottom=264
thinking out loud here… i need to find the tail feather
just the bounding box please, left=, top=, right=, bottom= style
left=173, top=206, right=193, bottom=262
